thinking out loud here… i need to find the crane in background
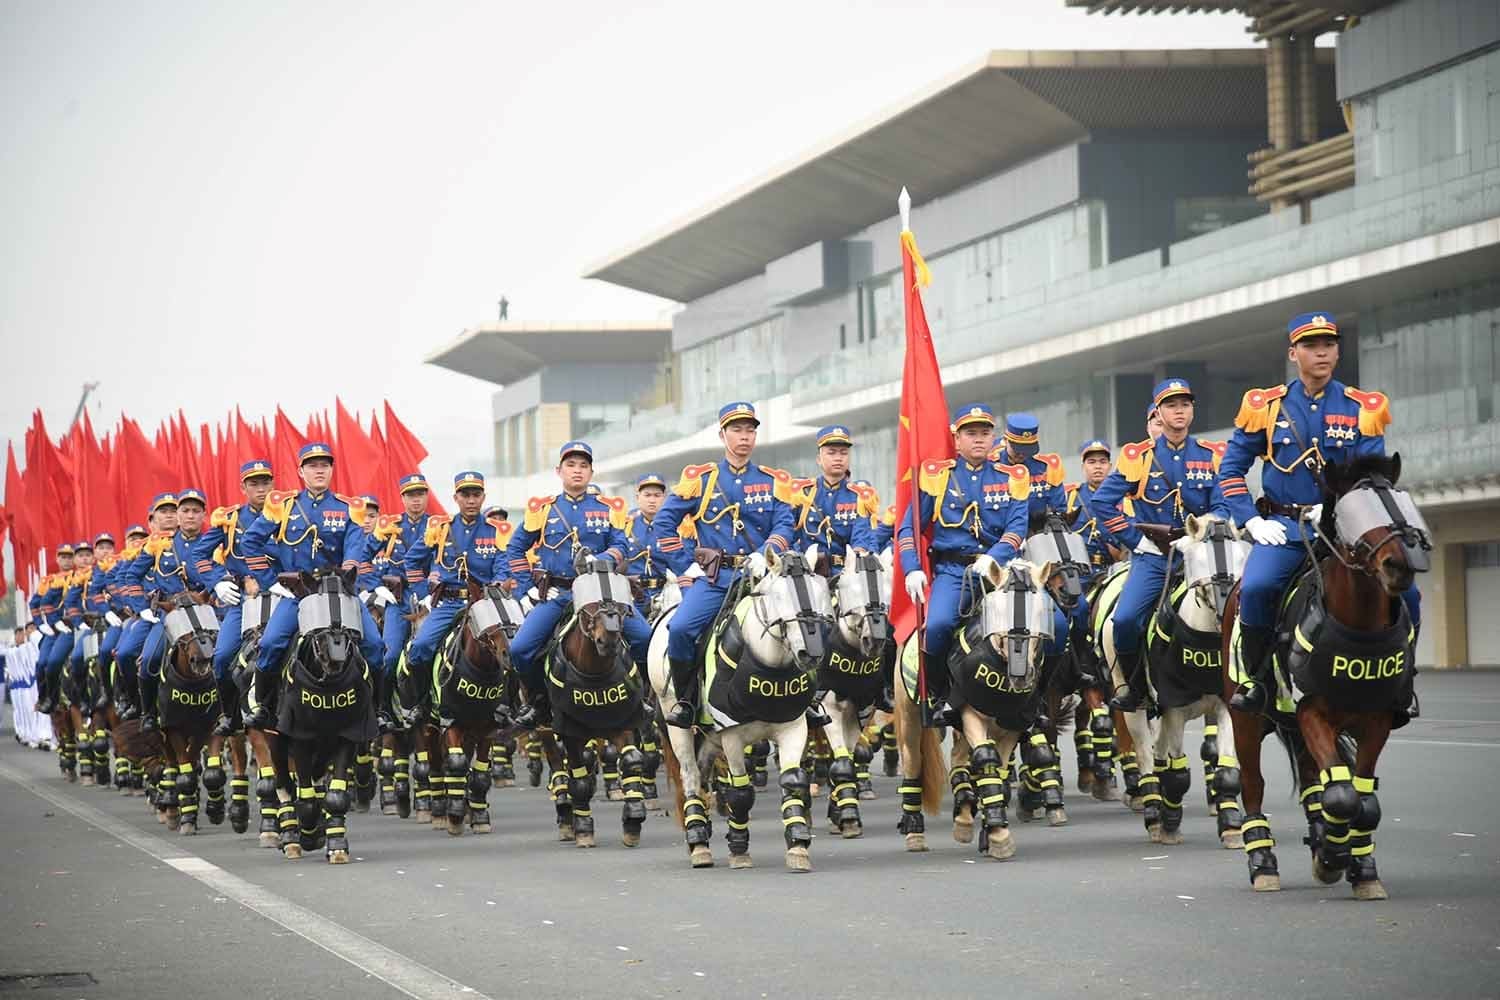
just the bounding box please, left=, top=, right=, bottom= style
left=69, top=381, right=99, bottom=431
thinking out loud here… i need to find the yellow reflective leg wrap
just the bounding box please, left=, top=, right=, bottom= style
left=1241, top=816, right=1274, bottom=853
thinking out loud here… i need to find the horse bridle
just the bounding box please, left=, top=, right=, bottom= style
left=1316, top=476, right=1431, bottom=580
left=752, top=553, right=830, bottom=653
left=838, top=552, right=889, bottom=651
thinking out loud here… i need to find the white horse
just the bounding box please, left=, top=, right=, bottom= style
left=649, top=545, right=832, bottom=872
left=1113, top=515, right=1249, bottom=848
left=817, top=549, right=893, bottom=838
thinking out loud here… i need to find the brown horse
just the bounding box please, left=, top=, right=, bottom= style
left=1221, top=453, right=1426, bottom=899
left=152, top=599, right=223, bottom=835
left=427, top=580, right=521, bottom=836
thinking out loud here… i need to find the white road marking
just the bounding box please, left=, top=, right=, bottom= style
left=0, top=761, right=491, bottom=1000
left=1387, top=739, right=1500, bottom=748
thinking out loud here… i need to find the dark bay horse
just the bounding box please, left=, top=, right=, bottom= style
left=154, top=598, right=223, bottom=834
left=1221, top=454, right=1427, bottom=899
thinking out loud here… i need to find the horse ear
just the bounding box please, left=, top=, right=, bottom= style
left=985, top=556, right=1006, bottom=588
left=1388, top=452, right=1402, bottom=486
left=1028, top=560, right=1052, bottom=591
left=765, top=548, right=781, bottom=571
left=1322, top=460, right=1349, bottom=497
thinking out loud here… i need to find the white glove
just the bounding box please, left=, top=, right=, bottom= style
left=524, top=586, right=541, bottom=602
left=1133, top=535, right=1163, bottom=556
left=904, top=570, right=928, bottom=606
left=1245, top=515, right=1287, bottom=547
left=268, top=583, right=295, bottom=600
left=140, top=609, right=159, bottom=624
left=38, top=623, right=55, bottom=636
left=54, top=621, right=72, bottom=634
left=373, top=585, right=397, bottom=608
left=681, top=563, right=705, bottom=580
left=418, top=595, right=433, bottom=611
left=214, top=580, right=242, bottom=606
left=745, top=552, right=769, bottom=579
left=358, top=590, right=373, bottom=605
left=1302, top=503, right=1323, bottom=525
left=105, top=611, right=123, bottom=628
left=972, top=553, right=999, bottom=580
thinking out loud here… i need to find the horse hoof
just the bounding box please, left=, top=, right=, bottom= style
left=622, top=829, right=640, bottom=848
left=905, top=832, right=928, bottom=852
left=1093, top=782, right=1122, bottom=803
left=471, top=823, right=492, bottom=835
left=1147, top=824, right=1164, bottom=843
left=644, top=798, right=660, bottom=812
left=1018, top=808, right=1035, bottom=824
left=858, top=790, right=877, bottom=802
left=1312, top=857, right=1343, bottom=885
left=558, top=825, right=574, bottom=842
left=808, top=784, right=821, bottom=798
left=430, top=816, right=446, bottom=830
left=179, top=823, right=197, bottom=837
left=259, top=832, right=280, bottom=848
left=1127, top=796, right=1146, bottom=813
left=1251, top=873, right=1281, bottom=892
left=1353, top=880, right=1388, bottom=901
left=353, top=802, right=370, bottom=814
left=1076, top=773, right=1094, bottom=794
left=1158, top=829, right=1183, bottom=845
left=328, top=850, right=349, bottom=865
left=953, top=820, right=975, bottom=845
left=841, top=821, right=863, bottom=840
left=156, top=811, right=167, bottom=825
left=606, top=790, right=625, bottom=802
left=575, top=832, right=596, bottom=848
left=447, top=823, right=464, bottom=837
left=1221, top=830, right=1244, bottom=850
left=381, top=805, right=398, bottom=816
left=828, top=819, right=843, bottom=835
left=1047, top=808, right=1068, bottom=828
left=689, top=845, right=714, bottom=868
left=985, top=828, right=1016, bottom=861
left=165, top=815, right=180, bottom=832
left=730, top=853, right=753, bottom=870
left=785, top=846, right=811, bottom=872
left=283, top=843, right=303, bottom=860
left=497, top=778, right=514, bottom=789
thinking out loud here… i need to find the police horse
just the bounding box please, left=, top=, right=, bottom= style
left=272, top=571, right=379, bottom=863
left=1221, top=454, right=1427, bottom=899
left=816, top=551, right=893, bottom=838
left=650, top=545, right=832, bottom=871
left=892, top=557, right=1058, bottom=861
left=1092, top=516, right=1249, bottom=848
left=151, top=597, right=225, bottom=834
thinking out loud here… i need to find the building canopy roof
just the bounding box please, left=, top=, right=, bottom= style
left=586, top=48, right=1298, bottom=303
left=424, top=321, right=671, bottom=385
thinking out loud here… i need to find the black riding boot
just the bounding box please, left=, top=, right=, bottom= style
left=245, top=669, right=276, bottom=729
left=374, top=671, right=396, bottom=733
left=35, top=669, right=56, bottom=715
left=923, top=662, right=958, bottom=728
left=1229, top=625, right=1276, bottom=714
left=804, top=691, right=831, bottom=728
left=1109, top=650, right=1148, bottom=712
left=139, top=673, right=161, bottom=734
left=213, top=674, right=241, bottom=736
left=116, top=668, right=140, bottom=720
left=664, top=658, right=699, bottom=729
left=512, top=687, right=552, bottom=730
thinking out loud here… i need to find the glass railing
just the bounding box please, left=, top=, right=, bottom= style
left=589, top=370, right=792, bottom=457
left=1389, top=422, right=1500, bottom=491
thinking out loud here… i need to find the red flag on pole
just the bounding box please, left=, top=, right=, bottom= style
left=368, top=414, right=392, bottom=511
left=273, top=407, right=308, bottom=492
left=335, top=399, right=383, bottom=498
left=889, top=193, right=952, bottom=660
left=383, top=402, right=443, bottom=515
left=118, top=416, right=180, bottom=525
left=4, top=443, right=31, bottom=592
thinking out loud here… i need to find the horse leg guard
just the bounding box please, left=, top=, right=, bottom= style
left=1088, top=707, right=1115, bottom=784
left=897, top=777, right=926, bottom=839
left=569, top=765, right=597, bottom=843
left=494, top=741, right=515, bottom=784
left=725, top=773, right=755, bottom=860
left=1241, top=813, right=1280, bottom=889
left=113, top=755, right=130, bottom=790
left=353, top=753, right=375, bottom=812
left=639, top=737, right=661, bottom=802
left=682, top=793, right=712, bottom=857
left=619, top=745, right=647, bottom=833
left=749, top=739, right=770, bottom=789
left=174, top=763, right=200, bottom=830
left=277, top=803, right=298, bottom=853
left=948, top=763, right=977, bottom=823
left=378, top=748, right=398, bottom=815
left=77, top=743, right=95, bottom=784
left=1138, top=759, right=1164, bottom=833
left=294, top=787, right=323, bottom=854
left=62, top=740, right=77, bottom=778
left=1211, top=759, right=1243, bottom=837
left=324, top=779, right=351, bottom=860
left=827, top=751, right=860, bottom=835
left=445, top=749, right=469, bottom=832
left=229, top=773, right=251, bottom=833
left=970, top=741, right=1013, bottom=859
left=394, top=754, right=412, bottom=818
left=466, top=758, right=492, bottom=831
left=412, top=751, right=432, bottom=818
left=525, top=736, right=544, bottom=787
left=158, top=766, right=180, bottom=826
left=1317, top=766, right=1359, bottom=874
left=1200, top=724, right=1220, bottom=813
left=1074, top=726, right=1094, bottom=787
left=256, top=766, right=280, bottom=843
left=1024, top=733, right=1065, bottom=812
left=1159, top=755, right=1190, bottom=836
left=202, top=755, right=227, bottom=825
left=1347, top=777, right=1382, bottom=891
left=1299, top=781, right=1326, bottom=859
left=1121, top=752, right=1142, bottom=802
left=600, top=743, right=622, bottom=801
left=845, top=743, right=871, bottom=802
left=779, top=767, right=812, bottom=850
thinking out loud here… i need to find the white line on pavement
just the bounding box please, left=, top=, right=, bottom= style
left=1386, top=739, right=1500, bottom=748
left=0, top=761, right=491, bottom=1000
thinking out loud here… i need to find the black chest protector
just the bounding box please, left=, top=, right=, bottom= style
left=280, top=650, right=375, bottom=743
left=946, top=620, right=1041, bottom=732
left=1146, top=579, right=1226, bottom=708
left=158, top=660, right=219, bottom=733
left=435, top=629, right=508, bottom=725
left=546, top=635, right=644, bottom=737
left=818, top=628, right=886, bottom=706
left=706, top=612, right=817, bottom=726
left=1289, top=597, right=1412, bottom=713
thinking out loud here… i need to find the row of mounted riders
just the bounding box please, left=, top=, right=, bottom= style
left=45, top=456, right=1422, bottom=895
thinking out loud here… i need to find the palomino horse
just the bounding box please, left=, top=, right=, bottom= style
left=1221, top=453, right=1428, bottom=899
left=651, top=545, right=832, bottom=871
left=1109, top=515, right=1249, bottom=849
left=428, top=580, right=523, bottom=836
left=892, top=558, right=1058, bottom=861
left=274, top=572, right=379, bottom=863
left=151, top=599, right=224, bottom=834
left=544, top=558, right=653, bottom=849
left=816, top=550, right=892, bottom=839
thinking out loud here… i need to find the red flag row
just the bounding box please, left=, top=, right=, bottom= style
left=1, top=400, right=442, bottom=595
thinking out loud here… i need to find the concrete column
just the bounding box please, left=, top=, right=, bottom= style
left=1295, top=33, right=1320, bottom=146
left=1265, top=35, right=1295, bottom=210
left=1427, top=541, right=1469, bottom=669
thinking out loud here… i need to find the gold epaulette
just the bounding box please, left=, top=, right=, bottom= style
left=1036, top=453, right=1066, bottom=487
left=373, top=514, right=402, bottom=541
left=672, top=464, right=714, bottom=500
left=994, top=463, right=1031, bottom=500
left=144, top=532, right=174, bottom=557
left=522, top=496, right=554, bottom=532
left=1199, top=439, right=1227, bottom=471
left=492, top=520, right=515, bottom=544
left=881, top=503, right=896, bottom=528
left=918, top=459, right=955, bottom=498
left=1344, top=387, right=1391, bottom=436
left=850, top=481, right=880, bottom=518
left=1115, top=439, right=1154, bottom=482
left=262, top=490, right=295, bottom=525
left=1234, top=385, right=1287, bottom=433
left=761, top=466, right=797, bottom=504
left=597, top=494, right=630, bottom=530
left=424, top=515, right=452, bottom=546
left=209, top=505, right=234, bottom=529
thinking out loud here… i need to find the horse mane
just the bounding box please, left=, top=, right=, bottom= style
left=1323, top=452, right=1401, bottom=498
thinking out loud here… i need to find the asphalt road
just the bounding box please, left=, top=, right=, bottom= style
left=2, top=672, right=1498, bottom=1000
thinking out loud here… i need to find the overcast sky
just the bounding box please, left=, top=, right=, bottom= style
left=1, top=0, right=1255, bottom=527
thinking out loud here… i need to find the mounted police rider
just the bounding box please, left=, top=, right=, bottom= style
left=48, top=539, right=100, bottom=710
left=359, top=473, right=432, bottom=728
left=898, top=404, right=1030, bottom=727
left=31, top=543, right=75, bottom=714
left=399, top=471, right=509, bottom=723
left=621, top=473, right=677, bottom=619
left=1092, top=379, right=1231, bottom=711
left=793, top=425, right=882, bottom=575
left=1222, top=312, right=1421, bottom=714
left=1067, top=440, right=1128, bottom=573
left=654, top=402, right=800, bottom=730
left=70, top=532, right=123, bottom=701
left=241, top=443, right=383, bottom=729
left=193, top=459, right=274, bottom=734
left=502, top=443, right=648, bottom=726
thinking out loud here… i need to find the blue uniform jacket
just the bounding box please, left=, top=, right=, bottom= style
left=1091, top=435, right=1231, bottom=549
left=1066, top=482, right=1125, bottom=572
left=192, top=503, right=266, bottom=589
left=118, top=531, right=210, bottom=610
left=622, top=509, right=686, bottom=593
left=1219, top=379, right=1391, bottom=541
left=404, top=512, right=510, bottom=588
left=792, top=476, right=881, bottom=563
left=651, top=460, right=799, bottom=575
left=240, top=490, right=367, bottom=590
left=896, top=458, right=1031, bottom=577
left=501, top=493, right=630, bottom=584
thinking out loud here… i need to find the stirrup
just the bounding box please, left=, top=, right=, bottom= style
left=212, top=714, right=237, bottom=737
left=804, top=702, right=831, bottom=727
left=924, top=699, right=958, bottom=728
left=140, top=713, right=160, bottom=735
left=1229, top=682, right=1268, bottom=714
left=663, top=700, right=697, bottom=729
left=1109, top=685, right=1146, bottom=713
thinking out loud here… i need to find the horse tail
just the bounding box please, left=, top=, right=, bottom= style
left=658, top=725, right=687, bottom=828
